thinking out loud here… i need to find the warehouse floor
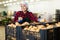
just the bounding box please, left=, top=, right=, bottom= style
left=0, top=26, right=5, bottom=40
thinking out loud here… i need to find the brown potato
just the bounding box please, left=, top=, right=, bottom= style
left=55, top=23, right=60, bottom=27
left=47, top=25, right=54, bottom=29
left=8, top=24, right=12, bottom=27
left=37, top=25, right=45, bottom=29
left=46, top=24, right=49, bottom=27
left=15, top=22, right=20, bottom=26
left=36, top=29, right=40, bottom=32
left=24, top=27, right=28, bottom=30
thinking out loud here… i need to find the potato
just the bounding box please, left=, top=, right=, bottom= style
left=40, top=19, right=47, bottom=22
left=58, top=22, right=60, bottom=25
left=24, top=27, right=28, bottom=30
left=30, top=28, right=36, bottom=32
left=46, top=24, right=49, bottom=27
left=55, top=23, right=60, bottom=27
left=47, top=25, right=54, bottom=28
left=15, top=22, right=20, bottom=26
left=12, top=25, right=16, bottom=28
left=33, top=26, right=37, bottom=30
left=8, top=24, right=12, bottom=27
left=37, top=25, right=45, bottom=29
left=36, top=29, right=40, bottom=32
left=29, top=25, right=33, bottom=28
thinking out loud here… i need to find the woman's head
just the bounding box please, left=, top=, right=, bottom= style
left=20, top=2, right=28, bottom=12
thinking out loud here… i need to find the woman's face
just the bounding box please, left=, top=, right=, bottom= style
left=21, top=4, right=28, bottom=12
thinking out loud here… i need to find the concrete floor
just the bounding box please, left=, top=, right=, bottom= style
left=0, top=26, right=5, bottom=40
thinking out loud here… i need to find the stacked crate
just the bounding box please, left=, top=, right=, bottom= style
left=5, top=22, right=59, bottom=40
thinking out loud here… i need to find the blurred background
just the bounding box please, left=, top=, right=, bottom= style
left=0, top=0, right=60, bottom=25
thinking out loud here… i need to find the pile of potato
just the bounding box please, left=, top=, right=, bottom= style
left=8, top=22, right=60, bottom=32
left=55, top=22, right=60, bottom=27
left=24, top=24, right=55, bottom=32
left=8, top=22, right=29, bottom=28
left=8, top=23, right=16, bottom=28
left=24, top=25, right=45, bottom=32
left=46, top=22, right=60, bottom=28
left=46, top=24, right=54, bottom=29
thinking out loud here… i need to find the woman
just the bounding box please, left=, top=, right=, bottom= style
left=14, top=2, right=38, bottom=23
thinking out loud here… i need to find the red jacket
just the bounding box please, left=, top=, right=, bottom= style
left=14, top=11, right=38, bottom=22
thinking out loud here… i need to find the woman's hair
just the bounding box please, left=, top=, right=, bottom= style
left=20, top=1, right=28, bottom=8
left=20, top=1, right=31, bottom=12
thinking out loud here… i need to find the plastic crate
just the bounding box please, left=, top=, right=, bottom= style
left=5, top=23, right=55, bottom=40
left=40, top=28, right=53, bottom=40
left=53, top=27, right=60, bottom=40
left=5, top=25, right=25, bottom=40
left=23, top=30, right=40, bottom=40
left=5, top=26, right=16, bottom=40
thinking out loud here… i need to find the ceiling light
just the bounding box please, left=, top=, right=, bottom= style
left=4, top=4, right=7, bottom=6
left=0, top=2, right=2, bottom=4
left=9, top=0, right=13, bottom=2
left=5, top=1, right=9, bottom=3
left=13, top=0, right=17, bottom=1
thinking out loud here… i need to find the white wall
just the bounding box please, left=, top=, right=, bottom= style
left=7, top=5, right=21, bottom=11
left=0, top=7, right=7, bottom=12
left=7, top=0, right=60, bottom=15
